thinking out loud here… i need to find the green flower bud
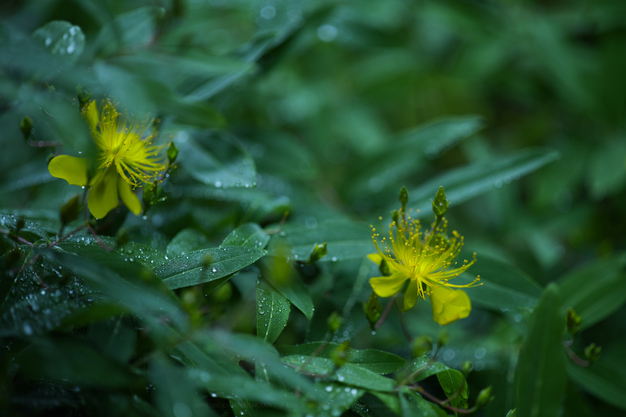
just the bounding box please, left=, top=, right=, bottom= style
left=76, top=85, right=92, bottom=111
left=327, top=311, right=343, bottom=333
left=476, top=386, right=494, bottom=409
left=432, top=186, right=449, bottom=218
left=331, top=340, right=350, bottom=368
left=390, top=209, right=399, bottom=224
left=566, top=308, right=582, bottom=336
left=20, top=116, right=33, bottom=141
left=167, top=142, right=179, bottom=164
left=411, top=336, right=433, bottom=357
left=399, top=186, right=409, bottom=210
left=584, top=343, right=601, bottom=363
left=307, top=242, right=327, bottom=263
left=363, top=292, right=383, bottom=329
left=462, top=360, right=473, bottom=377
left=378, top=258, right=391, bottom=276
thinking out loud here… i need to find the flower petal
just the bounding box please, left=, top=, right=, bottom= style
left=83, top=100, right=99, bottom=131
left=88, top=167, right=119, bottom=219
left=48, top=155, right=89, bottom=186
left=367, top=253, right=383, bottom=265
left=429, top=286, right=471, bottom=325
left=118, top=175, right=142, bottom=215
left=370, top=272, right=409, bottom=298
left=403, top=279, right=420, bottom=310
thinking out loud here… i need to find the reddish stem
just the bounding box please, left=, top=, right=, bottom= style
left=564, top=340, right=590, bottom=367
left=413, top=385, right=476, bottom=414
left=375, top=296, right=396, bottom=330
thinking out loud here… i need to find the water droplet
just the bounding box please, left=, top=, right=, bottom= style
left=325, top=386, right=333, bottom=392
left=45, top=37, right=52, bottom=46
left=23, top=322, right=33, bottom=335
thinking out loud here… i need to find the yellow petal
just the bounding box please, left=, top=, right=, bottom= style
left=88, top=167, right=119, bottom=219
left=367, top=253, right=382, bottom=265
left=429, top=286, right=471, bottom=325
left=402, top=279, right=419, bottom=311
left=48, top=155, right=89, bottom=186
left=118, top=176, right=142, bottom=215
left=370, top=272, right=409, bottom=298
left=83, top=100, right=99, bottom=131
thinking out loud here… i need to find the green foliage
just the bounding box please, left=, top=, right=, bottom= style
left=1, top=0, right=625, bottom=416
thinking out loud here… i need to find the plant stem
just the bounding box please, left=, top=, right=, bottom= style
left=375, top=295, right=396, bottom=330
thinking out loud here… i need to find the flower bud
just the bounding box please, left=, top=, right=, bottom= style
left=584, top=343, right=601, bottom=363
left=378, top=258, right=390, bottom=276
left=307, top=242, right=327, bottom=263
left=476, top=386, right=494, bottom=409
left=167, top=142, right=179, bottom=164
left=76, top=85, right=91, bottom=111
left=411, top=336, right=433, bottom=357
left=331, top=340, right=350, bottom=368
left=566, top=308, right=581, bottom=336
left=462, top=360, right=473, bottom=377
left=399, top=186, right=409, bottom=210
left=20, top=116, right=33, bottom=141
left=327, top=311, right=343, bottom=333
left=432, top=186, right=449, bottom=218
left=363, top=292, right=382, bottom=329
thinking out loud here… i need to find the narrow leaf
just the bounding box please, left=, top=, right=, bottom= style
left=514, top=283, right=567, bottom=417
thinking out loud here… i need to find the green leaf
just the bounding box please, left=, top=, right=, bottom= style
left=312, top=382, right=365, bottom=417
left=149, top=354, right=216, bottom=417
left=256, top=280, right=290, bottom=344
left=40, top=249, right=188, bottom=338
left=16, top=336, right=140, bottom=388
left=259, top=257, right=314, bottom=319
left=349, top=116, right=485, bottom=197
left=94, top=6, right=164, bottom=56
left=276, top=343, right=407, bottom=374
left=456, top=256, right=543, bottom=311
left=404, top=148, right=560, bottom=216
left=398, top=116, right=486, bottom=159
left=32, top=21, right=85, bottom=62
left=558, top=254, right=626, bottom=329
left=191, top=330, right=320, bottom=400
left=59, top=235, right=166, bottom=278
left=222, top=223, right=270, bottom=249
left=178, top=135, right=256, bottom=189
left=436, top=368, right=468, bottom=409
left=404, top=355, right=449, bottom=382
left=267, top=220, right=371, bottom=263
left=399, top=388, right=447, bottom=417
left=166, top=228, right=209, bottom=257
left=156, top=246, right=266, bottom=290
left=280, top=356, right=396, bottom=392
left=514, top=283, right=567, bottom=417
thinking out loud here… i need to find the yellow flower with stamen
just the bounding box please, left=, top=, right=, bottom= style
left=368, top=210, right=480, bottom=325
left=48, top=99, right=165, bottom=219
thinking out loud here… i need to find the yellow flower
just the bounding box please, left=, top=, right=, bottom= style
left=368, top=211, right=480, bottom=325
left=48, top=100, right=165, bottom=219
